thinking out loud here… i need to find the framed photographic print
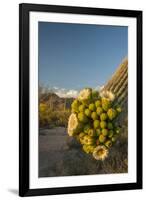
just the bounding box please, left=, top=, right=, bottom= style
left=19, top=3, right=142, bottom=197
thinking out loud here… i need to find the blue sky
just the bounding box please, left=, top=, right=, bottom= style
left=38, top=22, right=127, bottom=96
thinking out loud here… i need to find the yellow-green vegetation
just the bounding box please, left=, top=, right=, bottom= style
left=39, top=102, right=71, bottom=128
left=67, top=88, right=122, bottom=161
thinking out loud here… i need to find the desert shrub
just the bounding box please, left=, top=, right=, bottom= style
left=39, top=103, right=71, bottom=128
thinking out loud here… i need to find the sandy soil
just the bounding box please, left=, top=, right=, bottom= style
left=39, top=127, right=128, bottom=177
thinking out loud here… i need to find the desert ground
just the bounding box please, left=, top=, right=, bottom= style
left=39, top=126, right=127, bottom=177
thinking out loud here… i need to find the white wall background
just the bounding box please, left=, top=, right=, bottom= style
left=0, top=0, right=145, bottom=199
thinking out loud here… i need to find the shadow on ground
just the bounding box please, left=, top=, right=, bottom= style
left=8, top=189, right=18, bottom=196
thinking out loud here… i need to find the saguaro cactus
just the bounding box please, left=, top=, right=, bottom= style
left=103, top=58, right=128, bottom=126
left=67, top=58, right=128, bottom=161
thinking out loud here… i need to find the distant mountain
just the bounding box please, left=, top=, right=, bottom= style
left=39, top=58, right=128, bottom=120
left=39, top=92, right=74, bottom=110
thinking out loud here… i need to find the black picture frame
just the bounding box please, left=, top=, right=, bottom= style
left=19, top=3, right=143, bottom=197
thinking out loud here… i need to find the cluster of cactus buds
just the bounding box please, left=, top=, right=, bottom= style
left=67, top=88, right=122, bottom=161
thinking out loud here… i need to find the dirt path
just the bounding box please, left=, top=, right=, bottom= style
left=39, top=127, right=83, bottom=177
left=39, top=127, right=128, bottom=177
left=39, top=127, right=69, bottom=152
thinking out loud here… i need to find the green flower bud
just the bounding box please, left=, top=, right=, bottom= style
left=71, top=99, right=80, bottom=113
left=115, top=127, right=121, bottom=134
left=79, top=132, right=85, bottom=144
left=80, top=138, right=85, bottom=144
left=82, top=145, right=90, bottom=154
left=102, top=97, right=111, bottom=104
left=107, top=108, right=117, bottom=120
left=83, top=144, right=95, bottom=154
left=111, top=136, right=117, bottom=143
left=87, top=129, right=96, bottom=137
left=78, top=112, right=88, bottom=123
left=107, top=122, right=114, bottom=129
left=99, top=134, right=106, bottom=143
left=96, top=107, right=103, bottom=115
left=100, top=113, right=108, bottom=121
left=78, top=104, right=86, bottom=112
left=84, top=108, right=91, bottom=117
left=102, top=98, right=111, bottom=111
left=83, top=135, right=95, bottom=145
left=93, top=120, right=100, bottom=129
left=95, top=100, right=101, bottom=108
left=116, top=106, right=122, bottom=113
left=88, top=145, right=96, bottom=153
left=100, top=121, right=107, bottom=129
left=79, top=132, right=85, bottom=138
left=95, top=129, right=101, bottom=136
left=89, top=103, right=96, bottom=111
left=105, top=140, right=112, bottom=148
left=84, top=124, right=91, bottom=134
left=91, top=112, right=98, bottom=120
left=102, top=129, right=108, bottom=136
